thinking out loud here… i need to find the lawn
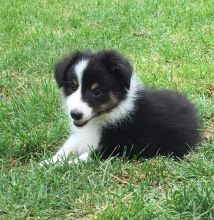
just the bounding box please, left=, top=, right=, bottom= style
left=0, top=0, right=214, bottom=219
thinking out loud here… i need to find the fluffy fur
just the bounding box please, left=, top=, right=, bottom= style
left=40, top=50, right=200, bottom=165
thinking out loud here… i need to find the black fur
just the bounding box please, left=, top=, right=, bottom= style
left=98, top=89, right=200, bottom=159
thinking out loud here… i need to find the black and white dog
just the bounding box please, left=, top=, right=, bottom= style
left=41, top=50, right=200, bottom=165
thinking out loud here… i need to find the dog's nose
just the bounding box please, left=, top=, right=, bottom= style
left=70, top=110, right=83, bottom=121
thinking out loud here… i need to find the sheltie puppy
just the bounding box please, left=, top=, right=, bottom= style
left=41, top=50, right=200, bottom=165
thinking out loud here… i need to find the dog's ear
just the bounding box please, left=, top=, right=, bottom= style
left=54, top=56, right=72, bottom=88
left=100, top=50, right=133, bottom=89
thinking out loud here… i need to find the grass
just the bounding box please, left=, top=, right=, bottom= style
left=0, top=0, right=214, bottom=219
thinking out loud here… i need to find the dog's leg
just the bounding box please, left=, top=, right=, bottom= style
left=40, top=135, right=78, bottom=166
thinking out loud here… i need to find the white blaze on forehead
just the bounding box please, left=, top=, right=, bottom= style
left=74, top=59, right=89, bottom=83
left=65, top=59, right=93, bottom=123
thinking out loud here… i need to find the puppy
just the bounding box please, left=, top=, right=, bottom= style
left=41, top=50, right=200, bottom=165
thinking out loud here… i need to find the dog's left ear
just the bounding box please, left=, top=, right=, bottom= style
left=100, top=50, right=133, bottom=89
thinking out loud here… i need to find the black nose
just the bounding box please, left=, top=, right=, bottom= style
left=70, top=110, right=83, bottom=120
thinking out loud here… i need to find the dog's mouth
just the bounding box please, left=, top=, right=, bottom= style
left=73, top=120, right=88, bottom=127
left=73, top=113, right=101, bottom=127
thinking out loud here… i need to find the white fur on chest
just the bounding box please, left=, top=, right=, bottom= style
left=71, top=120, right=102, bottom=155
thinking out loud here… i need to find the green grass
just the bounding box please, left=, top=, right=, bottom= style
left=0, top=0, right=214, bottom=219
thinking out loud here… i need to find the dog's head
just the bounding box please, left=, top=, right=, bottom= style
left=55, top=50, right=133, bottom=127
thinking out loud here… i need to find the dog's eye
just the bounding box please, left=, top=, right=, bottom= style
left=71, top=83, right=78, bottom=92
left=92, top=88, right=103, bottom=97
